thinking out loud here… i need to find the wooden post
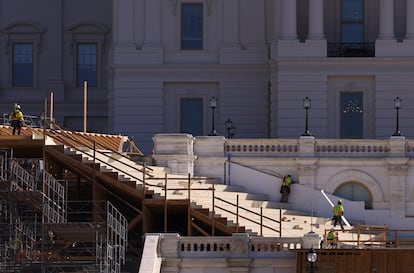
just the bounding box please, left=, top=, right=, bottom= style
left=212, top=182, right=215, bottom=236
left=236, top=195, right=239, bottom=233
left=164, top=173, right=168, bottom=232
left=279, top=208, right=282, bottom=237
left=260, top=207, right=263, bottom=236
left=187, top=173, right=191, bottom=236
left=83, top=81, right=87, bottom=133
left=50, top=91, right=54, bottom=128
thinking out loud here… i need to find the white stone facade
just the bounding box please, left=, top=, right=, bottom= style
left=153, top=134, right=414, bottom=230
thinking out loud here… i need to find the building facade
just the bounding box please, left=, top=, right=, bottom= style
left=0, top=0, right=112, bottom=133
left=1, top=1, right=414, bottom=154
left=111, top=0, right=414, bottom=153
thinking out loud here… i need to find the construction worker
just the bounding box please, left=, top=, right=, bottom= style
left=280, top=174, right=292, bottom=203
left=10, top=102, right=24, bottom=135
left=332, top=199, right=345, bottom=231
left=326, top=228, right=338, bottom=248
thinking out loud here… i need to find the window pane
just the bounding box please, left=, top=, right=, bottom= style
left=341, top=24, right=363, bottom=43
left=335, top=182, right=372, bottom=209
left=181, top=4, right=203, bottom=50
left=341, top=0, right=363, bottom=43
left=77, top=43, right=97, bottom=86
left=13, top=43, right=33, bottom=86
left=340, top=92, right=363, bottom=138
left=342, top=0, right=363, bottom=22
left=180, top=98, right=203, bottom=136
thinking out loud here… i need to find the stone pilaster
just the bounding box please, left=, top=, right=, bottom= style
left=405, top=0, right=414, bottom=40
left=386, top=158, right=408, bottom=217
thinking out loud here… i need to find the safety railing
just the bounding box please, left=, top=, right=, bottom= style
left=321, top=225, right=414, bottom=249
left=47, top=122, right=154, bottom=185
left=45, top=122, right=283, bottom=237
left=1, top=113, right=43, bottom=128
left=10, top=160, right=36, bottom=191
left=146, top=174, right=282, bottom=236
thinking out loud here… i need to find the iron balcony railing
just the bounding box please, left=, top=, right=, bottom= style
left=327, top=43, right=375, bottom=57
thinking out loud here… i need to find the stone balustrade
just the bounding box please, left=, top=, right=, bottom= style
left=159, top=233, right=302, bottom=259
left=224, top=138, right=408, bottom=157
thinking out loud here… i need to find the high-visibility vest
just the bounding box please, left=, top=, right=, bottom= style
left=11, top=109, right=24, bottom=122
left=282, top=176, right=291, bottom=187
left=327, top=231, right=336, bottom=240
left=333, top=204, right=344, bottom=216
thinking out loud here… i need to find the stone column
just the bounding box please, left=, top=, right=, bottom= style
left=308, top=0, right=324, bottom=39
left=405, top=0, right=414, bottom=40
left=223, top=0, right=240, bottom=46
left=378, top=0, right=395, bottom=40
left=280, top=0, right=297, bottom=40
left=114, top=0, right=134, bottom=45
left=144, top=0, right=161, bottom=45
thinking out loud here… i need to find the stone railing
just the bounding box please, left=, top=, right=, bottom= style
left=159, top=233, right=303, bottom=259
left=224, top=137, right=409, bottom=158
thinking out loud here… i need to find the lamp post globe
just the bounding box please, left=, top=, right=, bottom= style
left=307, top=247, right=317, bottom=273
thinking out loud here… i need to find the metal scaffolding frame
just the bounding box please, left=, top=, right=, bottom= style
left=105, top=202, right=127, bottom=273
left=42, top=172, right=67, bottom=224
left=0, top=148, right=129, bottom=273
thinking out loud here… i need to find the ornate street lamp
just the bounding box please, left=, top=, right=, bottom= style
left=392, top=97, right=402, bottom=136
left=225, top=118, right=236, bottom=139
left=208, top=96, right=218, bottom=136
left=307, top=247, right=317, bottom=273
left=301, top=96, right=312, bottom=136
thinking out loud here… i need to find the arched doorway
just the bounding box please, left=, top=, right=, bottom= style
left=334, top=182, right=372, bottom=209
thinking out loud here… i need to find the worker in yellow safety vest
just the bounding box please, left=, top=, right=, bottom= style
left=10, top=102, right=24, bottom=135
left=332, top=200, right=345, bottom=231
left=280, top=175, right=292, bottom=203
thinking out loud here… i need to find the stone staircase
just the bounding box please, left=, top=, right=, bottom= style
left=62, top=147, right=349, bottom=240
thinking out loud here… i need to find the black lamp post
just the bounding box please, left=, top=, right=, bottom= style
left=307, top=247, right=318, bottom=273
left=208, top=96, right=218, bottom=136
left=392, top=96, right=402, bottom=136
left=302, top=96, right=312, bottom=136
left=225, top=118, right=236, bottom=139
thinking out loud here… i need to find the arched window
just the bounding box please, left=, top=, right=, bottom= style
left=334, top=181, right=372, bottom=209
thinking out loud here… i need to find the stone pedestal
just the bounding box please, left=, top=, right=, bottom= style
left=152, top=134, right=196, bottom=175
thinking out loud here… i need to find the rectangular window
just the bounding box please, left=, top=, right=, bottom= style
left=181, top=4, right=203, bottom=50
left=77, top=43, right=97, bottom=86
left=180, top=98, right=203, bottom=136
left=341, top=0, right=364, bottom=43
left=340, top=92, right=363, bottom=138
left=13, top=43, right=33, bottom=86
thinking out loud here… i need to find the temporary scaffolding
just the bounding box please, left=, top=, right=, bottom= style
left=0, top=146, right=128, bottom=273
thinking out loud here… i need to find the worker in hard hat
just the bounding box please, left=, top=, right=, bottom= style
left=332, top=199, right=345, bottom=231
left=10, top=102, right=24, bottom=135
